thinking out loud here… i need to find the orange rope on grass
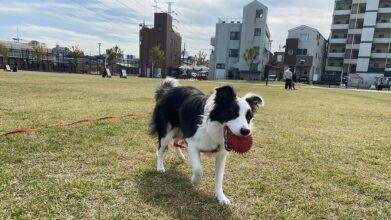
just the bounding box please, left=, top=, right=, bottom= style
left=1, top=112, right=147, bottom=137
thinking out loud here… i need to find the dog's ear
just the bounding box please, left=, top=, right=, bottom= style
left=215, top=85, right=236, bottom=104
left=243, top=93, right=264, bottom=112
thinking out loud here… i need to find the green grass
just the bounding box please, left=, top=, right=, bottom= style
left=0, top=71, right=390, bottom=219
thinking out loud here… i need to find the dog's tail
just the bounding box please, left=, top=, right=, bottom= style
left=154, top=77, right=179, bottom=102
left=149, top=77, right=179, bottom=136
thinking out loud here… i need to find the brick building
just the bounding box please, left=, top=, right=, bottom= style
left=139, top=13, right=182, bottom=77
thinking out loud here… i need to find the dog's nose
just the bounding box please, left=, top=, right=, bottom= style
left=240, top=128, right=250, bottom=136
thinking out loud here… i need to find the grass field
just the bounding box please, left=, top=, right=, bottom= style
left=1, top=71, right=390, bottom=219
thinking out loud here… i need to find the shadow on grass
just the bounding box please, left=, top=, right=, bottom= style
left=135, top=165, right=234, bottom=219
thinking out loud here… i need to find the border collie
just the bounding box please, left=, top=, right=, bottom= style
left=149, top=77, right=264, bottom=205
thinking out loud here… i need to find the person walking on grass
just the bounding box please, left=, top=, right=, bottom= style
left=292, top=70, right=297, bottom=90
left=284, top=68, right=293, bottom=90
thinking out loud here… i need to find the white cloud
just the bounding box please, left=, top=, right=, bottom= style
left=0, top=0, right=335, bottom=56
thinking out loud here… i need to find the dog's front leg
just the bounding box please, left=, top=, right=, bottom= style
left=187, top=145, right=203, bottom=186
left=215, top=153, right=230, bottom=205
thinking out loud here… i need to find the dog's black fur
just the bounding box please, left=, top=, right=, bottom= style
left=149, top=83, right=241, bottom=147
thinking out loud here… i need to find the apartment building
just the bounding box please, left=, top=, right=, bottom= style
left=209, top=0, right=271, bottom=80
left=326, top=0, right=391, bottom=85
left=284, top=25, right=327, bottom=82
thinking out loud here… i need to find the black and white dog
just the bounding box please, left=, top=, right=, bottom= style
left=149, top=77, right=264, bottom=205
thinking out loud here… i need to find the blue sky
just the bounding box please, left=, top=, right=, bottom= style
left=0, top=0, right=334, bottom=57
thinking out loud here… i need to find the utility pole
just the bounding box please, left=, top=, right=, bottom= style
left=182, top=42, right=186, bottom=63
left=153, top=0, right=159, bottom=13
left=166, top=1, right=175, bottom=15
left=98, top=42, right=101, bottom=74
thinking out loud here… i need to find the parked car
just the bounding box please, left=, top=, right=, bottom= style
left=267, top=74, right=278, bottom=81
left=298, top=76, right=309, bottom=84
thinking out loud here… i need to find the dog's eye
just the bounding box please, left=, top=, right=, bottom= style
left=246, top=110, right=253, bottom=123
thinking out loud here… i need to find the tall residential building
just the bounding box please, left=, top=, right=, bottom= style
left=284, top=25, right=327, bottom=82
left=326, top=0, right=391, bottom=85
left=139, top=13, right=181, bottom=77
left=209, top=0, right=271, bottom=80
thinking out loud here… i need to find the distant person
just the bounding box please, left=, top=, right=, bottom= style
left=284, top=68, right=293, bottom=90
left=292, top=71, right=297, bottom=90
left=264, top=65, right=270, bottom=86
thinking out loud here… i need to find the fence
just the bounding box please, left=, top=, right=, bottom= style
left=0, top=49, right=138, bottom=76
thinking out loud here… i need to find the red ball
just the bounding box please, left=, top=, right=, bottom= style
left=226, top=133, right=253, bottom=154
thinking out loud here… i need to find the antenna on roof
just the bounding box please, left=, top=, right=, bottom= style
left=12, top=25, right=24, bottom=43
left=153, top=0, right=160, bottom=13
left=166, top=1, right=175, bottom=15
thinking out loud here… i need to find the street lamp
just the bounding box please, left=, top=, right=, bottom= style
left=98, top=43, right=101, bottom=74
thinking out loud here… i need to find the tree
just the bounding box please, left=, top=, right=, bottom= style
left=243, top=48, right=259, bottom=80
left=32, top=45, right=45, bottom=70
left=149, top=46, right=165, bottom=78
left=69, top=45, right=84, bottom=73
left=194, top=50, right=208, bottom=66
left=0, top=43, right=8, bottom=65
left=106, top=45, right=123, bottom=75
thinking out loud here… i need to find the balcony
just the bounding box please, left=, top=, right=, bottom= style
left=371, top=53, right=391, bottom=58
left=344, top=59, right=358, bottom=64
left=346, top=44, right=360, bottom=49
left=211, top=37, right=216, bottom=47
left=328, top=53, right=345, bottom=58
left=350, top=13, right=365, bottom=19
left=331, top=24, right=349, bottom=30
left=378, top=7, right=391, bottom=14
left=373, top=38, right=391, bottom=43
left=334, top=10, right=351, bottom=15
left=348, top=29, right=362, bottom=34
left=376, top=23, right=391, bottom=28
left=329, top=38, right=348, bottom=44
left=326, top=66, right=343, bottom=71
left=368, top=67, right=386, bottom=73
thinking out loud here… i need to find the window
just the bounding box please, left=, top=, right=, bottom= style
left=277, top=55, right=283, bottom=62
left=216, top=63, right=225, bottom=69
left=299, top=33, right=309, bottom=43
left=359, top=4, right=366, bottom=13
left=229, top=49, right=239, bottom=57
left=297, top=49, right=307, bottom=55
left=256, top=9, right=263, bottom=18
left=253, top=47, right=260, bottom=53
left=254, top=28, right=262, bottom=36
left=157, top=24, right=163, bottom=32
left=230, top=32, right=240, bottom=40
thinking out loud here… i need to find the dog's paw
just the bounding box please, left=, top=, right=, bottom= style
left=191, top=174, right=201, bottom=186
left=177, top=154, right=186, bottom=162
left=217, top=194, right=231, bottom=205
left=157, top=167, right=165, bottom=173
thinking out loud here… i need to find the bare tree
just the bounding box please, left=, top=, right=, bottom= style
left=106, top=45, right=123, bottom=75
left=194, top=50, right=208, bottom=66
left=149, top=46, right=165, bottom=78
left=243, top=48, right=259, bottom=80
left=69, top=45, right=84, bottom=73
left=0, top=43, right=8, bottom=65
left=32, top=45, right=45, bottom=71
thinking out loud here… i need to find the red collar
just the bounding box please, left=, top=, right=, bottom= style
left=173, top=141, right=220, bottom=154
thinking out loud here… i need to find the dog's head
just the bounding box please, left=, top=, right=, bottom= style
left=209, top=85, right=264, bottom=137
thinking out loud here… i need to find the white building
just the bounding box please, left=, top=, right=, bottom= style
left=326, top=0, right=391, bottom=86
left=284, top=25, right=327, bottom=82
left=209, top=0, right=271, bottom=80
